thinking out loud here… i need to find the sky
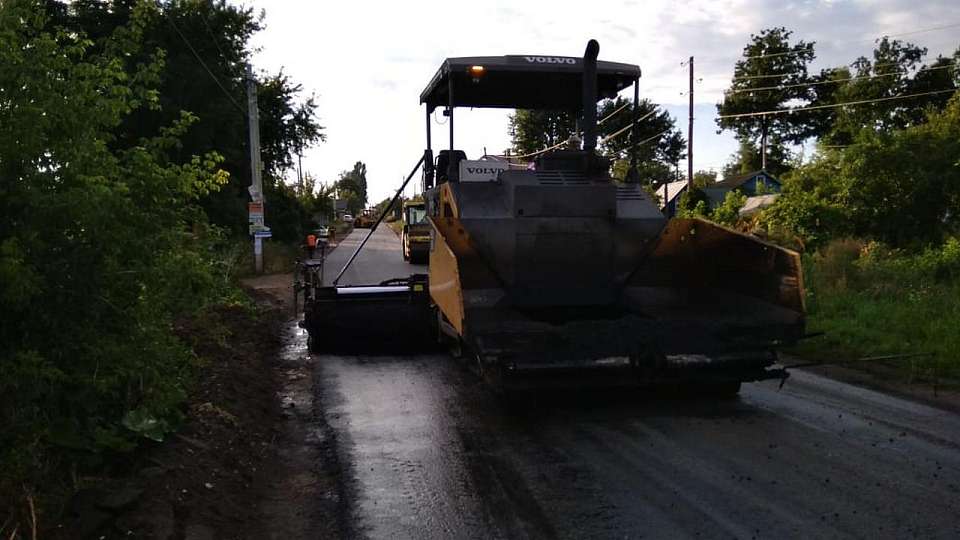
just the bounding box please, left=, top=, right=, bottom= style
left=237, top=0, right=960, bottom=202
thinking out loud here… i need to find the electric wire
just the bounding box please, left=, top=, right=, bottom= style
left=162, top=7, right=246, bottom=115
left=726, top=62, right=958, bottom=94
left=601, top=127, right=669, bottom=146
left=507, top=107, right=663, bottom=160
left=598, top=101, right=630, bottom=125
left=716, top=88, right=956, bottom=119
left=598, top=109, right=661, bottom=143
left=731, top=58, right=958, bottom=82
left=717, top=22, right=960, bottom=63
left=198, top=4, right=233, bottom=72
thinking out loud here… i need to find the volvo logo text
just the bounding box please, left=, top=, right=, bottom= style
left=524, top=56, right=577, bottom=65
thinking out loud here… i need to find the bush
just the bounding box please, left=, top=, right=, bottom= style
left=800, top=238, right=960, bottom=379
left=711, top=190, right=747, bottom=226
left=0, top=3, right=235, bottom=511
left=759, top=96, right=960, bottom=249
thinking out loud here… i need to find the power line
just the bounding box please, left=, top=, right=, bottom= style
left=198, top=3, right=232, bottom=70
left=742, top=47, right=814, bottom=61
left=598, top=109, right=662, bottom=143
left=598, top=102, right=630, bottom=125
left=731, top=57, right=958, bottom=82
left=861, top=21, right=960, bottom=41
left=726, top=22, right=960, bottom=62
left=506, top=108, right=662, bottom=160
left=726, top=61, right=958, bottom=94
left=716, top=88, right=956, bottom=119
left=162, top=8, right=246, bottom=115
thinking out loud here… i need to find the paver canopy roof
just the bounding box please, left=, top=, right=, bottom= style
left=420, top=55, right=640, bottom=110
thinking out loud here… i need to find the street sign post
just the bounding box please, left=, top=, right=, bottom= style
left=247, top=64, right=266, bottom=273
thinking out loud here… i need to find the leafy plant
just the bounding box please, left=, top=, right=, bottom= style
left=0, top=1, right=230, bottom=506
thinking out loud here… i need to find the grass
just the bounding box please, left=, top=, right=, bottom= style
left=234, top=240, right=303, bottom=277
left=793, top=238, right=960, bottom=382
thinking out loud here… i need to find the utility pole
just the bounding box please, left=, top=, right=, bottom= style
left=687, top=56, right=694, bottom=192
left=297, top=152, right=303, bottom=194
left=760, top=114, right=768, bottom=171
left=246, top=64, right=267, bottom=273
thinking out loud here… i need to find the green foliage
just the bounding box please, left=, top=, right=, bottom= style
left=597, top=97, right=685, bottom=177
left=692, top=170, right=717, bottom=188
left=814, top=39, right=959, bottom=145
left=721, top=138, right=795, bottom=178
left=718, top=29, right=958, bottom=177
left=760, top=96, right=960, bottom=248
left=799, top=238, right=960, bottom=378
left=43, top=0, right=325, bottom=239
left=717, top=27, right=818, bottom=145
left=296, top=173, right=335, bottom=228
left=336, top=161, right=368, bottom=215
left=675, top=187, right=746, bottom=226
left=510, top=97, right=684, bottom=187
left=0, top=2, right=237, bottom=499
left=675, top=188, right=710, bottom=219
left=711, top=191, right=747, bottom=226
left=509, top=109, right=577, bottom=156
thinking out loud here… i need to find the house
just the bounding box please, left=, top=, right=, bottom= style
left=658, top=180, right=688, bottom=216
left=738, top=193, right=780, bottom=217
left=659, top=170, right=783, bottom=217
left=713, top=169, right=782, bottom=196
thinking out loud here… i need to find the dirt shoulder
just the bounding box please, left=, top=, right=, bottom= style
left=56, top=272, right=345, bottom=539
left=56, top=300, right=285, bottom=538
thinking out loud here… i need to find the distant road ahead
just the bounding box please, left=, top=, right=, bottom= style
left=322, top=225, right=426, bottom=286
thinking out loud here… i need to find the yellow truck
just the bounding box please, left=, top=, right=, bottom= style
left=401, top=200, right=430, bottom=263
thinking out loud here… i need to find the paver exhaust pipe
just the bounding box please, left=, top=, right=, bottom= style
left=582, top=39, right=599, bottom=152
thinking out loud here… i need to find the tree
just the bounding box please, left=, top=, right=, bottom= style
left=722, top=138, right=795, bottom=179
left=336, top=161, right=369, bottom=214
left=711, top=191, right=748, bottom=226
left=717, top=27, right=817, bottom=172
left=762, top=95, right=960, bottom=248
left=508, top=97, right=685, bottom=184
left=42, top=0, right=325, bottom=239
left=509, top=109, right=576, bottom=155
left=815, top=38, right=959, bottom=144
left=1, top=1, right=230, bottom=504
left=257, top=71, right=325, bottom=178
left=598, top=97, right=685, bottom=183
left=692, top=170, right=717, bottom=188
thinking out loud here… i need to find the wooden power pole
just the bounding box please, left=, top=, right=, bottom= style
left=687, top=56, right=694, bottom=192
left=246, top=64, right=266, bottom=273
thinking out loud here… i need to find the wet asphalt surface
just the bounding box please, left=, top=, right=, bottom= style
left=309, top=228, right=960, bottom=539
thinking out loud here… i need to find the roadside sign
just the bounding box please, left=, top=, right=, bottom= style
left=249, top=201, right=265, bottom=235
left=253, top=229, right=272, bottom=238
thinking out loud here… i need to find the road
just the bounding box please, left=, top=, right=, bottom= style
left=322, top=225, right=426, bottom=286
left=308, top=227, right=960, bottom=539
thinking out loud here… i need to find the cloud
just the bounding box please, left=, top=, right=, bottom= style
left=242, top=0, right=960, bottom=200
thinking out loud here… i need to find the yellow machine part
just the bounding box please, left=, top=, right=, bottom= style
left=628, top=218, right=805, bottom=319
left=428, top=184, right=468, bottom=335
